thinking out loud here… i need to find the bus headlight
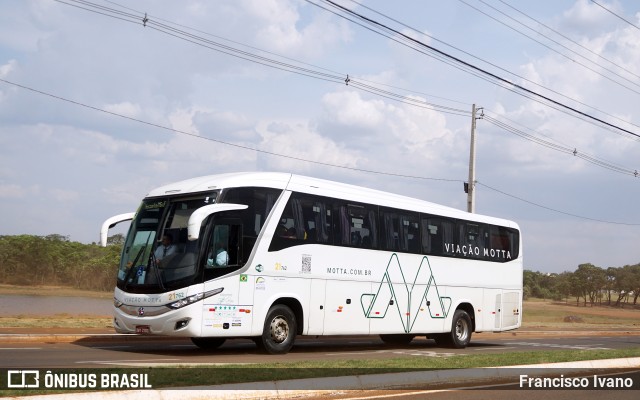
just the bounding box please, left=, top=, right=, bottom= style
left=166, top=288, right=223, bottom=310
left=114, top=298, right=124, bottom=308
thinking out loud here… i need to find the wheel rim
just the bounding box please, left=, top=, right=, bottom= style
left=269, top=315, right=289, bottom=344
left=455, top=318, right=469, bottom=342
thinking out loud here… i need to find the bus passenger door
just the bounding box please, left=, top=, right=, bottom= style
left=201, top=219, right=253, bottom=337
left=307, top=279, right=326, bottom=335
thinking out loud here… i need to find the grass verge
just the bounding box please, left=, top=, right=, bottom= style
left=148, top=347, right=640, bottom=386
left=2, top=348, right=639, bottom=396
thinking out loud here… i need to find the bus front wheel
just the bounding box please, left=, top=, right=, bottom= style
left=257, top=304, right=297, bottom=354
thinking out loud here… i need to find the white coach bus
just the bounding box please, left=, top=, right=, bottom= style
left=101, top=172, right=522, bottom=354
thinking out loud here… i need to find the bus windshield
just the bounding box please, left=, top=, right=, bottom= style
left=117, top=192, right=219, bottom=292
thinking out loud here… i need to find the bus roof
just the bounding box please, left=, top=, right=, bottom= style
left=146, top=172, right=518, bottom=229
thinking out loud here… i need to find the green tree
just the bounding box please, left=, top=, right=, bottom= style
left=573, top=263, right=605, bottom=306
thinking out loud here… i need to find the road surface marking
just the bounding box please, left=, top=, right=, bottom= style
left=0, top=347, right=42, bottom=350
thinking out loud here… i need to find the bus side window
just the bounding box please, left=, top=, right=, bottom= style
left=268, top=193, right=327, bottom=251
left=489, top=226, right=519, bottom=259
left=421, top=216, right=455, bottom=257
left=381, top=208, right=418, bottom=253
left=336, top=203, right=378, bottom=249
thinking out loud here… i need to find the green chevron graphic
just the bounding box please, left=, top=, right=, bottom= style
left=360, top=254, right=451, bottom=333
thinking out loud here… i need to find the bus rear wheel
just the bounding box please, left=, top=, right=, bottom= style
left=191, top=337, right=226, bottom=350
left=430, top=310, right=473, bottom=348
left=380, top=334, right=415, bottom=346
left=256, top=304, right=297, bottom=355
left=449, top=309, right=472, bottom=348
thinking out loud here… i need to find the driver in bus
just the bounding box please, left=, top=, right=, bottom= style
left=154, top=234, right=176, bottom=265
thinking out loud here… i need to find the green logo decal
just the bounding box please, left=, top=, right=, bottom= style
left=239, top=274, right=248, bottom=282
left=360, top=254, right=451, bottom=333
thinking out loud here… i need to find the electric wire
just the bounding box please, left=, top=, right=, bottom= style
left=483, top=114, right=639, bottom=177
left=55, top=0, right=640, bottom=174
left=102, top=0, right=471, bottom=108
left=55, top=0, right=471, bottom=118
left=315, top=0, right=640, bottom=141
left=497, top=0, right=640, bottom=82
left=0, top=78, right=460, bottom=183
left=345, top=0, right=640, bottom=135
left=462, top=0, right=640, bottom=95
left=3, top=77, right=638, bottom=226
left=475, top=181, right=640, bottom=226
left=61, top=0, right=640, bottom=141
left=32, top=1, right=640, bottom=224
left=591, top=0, right=640, bottom=31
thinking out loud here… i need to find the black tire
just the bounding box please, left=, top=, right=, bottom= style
left=449, top=309, right=472, bottom=348
left=380, top=334, right=415, bottom=346
left=190, top=337, right=226, bottom=350
left=256, top=304, right=297, bottom=354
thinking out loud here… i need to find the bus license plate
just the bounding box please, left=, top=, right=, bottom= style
left=135, top=325, right=150, bottom=334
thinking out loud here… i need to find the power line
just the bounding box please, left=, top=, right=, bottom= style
left=0, top=78, right=460, bottom=183
left=61, top=0, right=640, bottom=141
left=2, top=77, right=638, bottom=226
left=476, top=181, right=640, bottom=226
left=482, top=113, right=639, bottom=178
left=101, top=0, right=471, bottom=109
left=591, top=0, right=640, bottom=31
left=314, top=0, right=640, bottom=141
left=496, top=0, right=640, bottom=82
left=461, top=0, right=640, bottom=96
left=341, top=0, right=640, bottom=140
left=26, top=1, right=640, bottom=224
left=54, top=0, right=471, bottom=118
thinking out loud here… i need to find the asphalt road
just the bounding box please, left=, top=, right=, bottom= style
left=1, top=333, right=640, bottom=369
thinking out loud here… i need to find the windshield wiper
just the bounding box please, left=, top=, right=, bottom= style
left=123, top=244, right=147, bottom=290
left=149, top=250, right=166, bottom=291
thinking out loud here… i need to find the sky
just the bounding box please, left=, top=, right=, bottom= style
left=1, top=0, right=639, bottom=274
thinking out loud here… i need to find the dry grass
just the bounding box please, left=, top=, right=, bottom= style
left=522, top=298, right=640, bottom=328
left=0, top=284, right=111, bottom=298
left=0, top=316, right=112, bottom=329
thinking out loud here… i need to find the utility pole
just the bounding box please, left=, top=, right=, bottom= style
left=466, top=104, right=478, bottom=213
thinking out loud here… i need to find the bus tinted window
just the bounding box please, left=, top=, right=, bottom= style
left=269, top=193, right=333, bottom=251
left=336, top=203, right=378, bottom=249
left=489, top=226, right=519, bottom=260
left=221, top=187, right=281, bottom=236
left=268, top=192, right=519, bottom=263
left=421, top=216, right=456, bottom=257
left=380, top=208, right=419, bottom=253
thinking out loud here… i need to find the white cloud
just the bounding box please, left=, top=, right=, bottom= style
left=50, top=188, right=79, bottom=202
left=255, top=118, right=363, bottom=173
left=0, top=184, right=39, bottom=199
left=241, top=0, right=352, bottom=57
left=322, top=91, right=386, bottom=128
left=103, top=102, right=142, bottom=118
left=0, top=59, right=16, bottom=78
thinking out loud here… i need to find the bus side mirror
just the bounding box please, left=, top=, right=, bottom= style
left=187, top=203, right=248, bottom=241
left=100, top=212, right=135, bottom=247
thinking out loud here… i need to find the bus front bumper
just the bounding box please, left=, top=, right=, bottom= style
left=113, top=302, right=202, bottom=337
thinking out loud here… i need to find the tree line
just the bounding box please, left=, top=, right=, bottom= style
left=1, top=235, right=638, bottom=307
left=524, top=263, right=640, bottom=307
left=0, top=234, right=124, bottom=292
